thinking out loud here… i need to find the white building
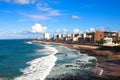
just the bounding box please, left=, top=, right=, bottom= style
left=83, top=33, right=86, bottom=38
left=103, top=37, right=113, bottom=46
left=58, top=34, right=62, bottom=38
left=44, top=33, right=50, bottom=40
left=72, top=34, right=81, bottom=42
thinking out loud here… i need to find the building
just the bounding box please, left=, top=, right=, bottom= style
left=66, top=34, right=72, bottom=41
left=44, top=33, right=50, bottom=40
left=56, top=34, right=62, bottom=39
left=103, top=37, right=113, bottom=45
left=117, top=32, right=120, bottom=39
left=72, top=34, right=81, bottom=42
left=94, top=31, right=104, bottom=43
left=78, top=32, right=93, bottom=43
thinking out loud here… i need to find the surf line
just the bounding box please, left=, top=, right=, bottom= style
left=14, top=46, right=58, bottom=80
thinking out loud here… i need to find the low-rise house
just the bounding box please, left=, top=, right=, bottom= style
left=78, top=32, right=93, bottom=43
left=65, top=34, right=72, bottom=42
left=72, top=33, right=81, bottom=42
left=103, top=37, right=119, bottom=46
left=103, top=37, right=113, bottom=45
left=58, top=34, right=62, bottom=39
left=117, top=32, right=120, bottom=39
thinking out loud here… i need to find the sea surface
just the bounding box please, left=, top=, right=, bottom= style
left=0, top=39, right=98, bottom=80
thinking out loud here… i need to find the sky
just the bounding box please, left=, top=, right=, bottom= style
left=0, top=0, right=120, bottom=39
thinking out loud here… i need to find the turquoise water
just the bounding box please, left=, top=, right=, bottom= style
left=46, top=45, right=97, bottom=79
left=0, top=39, right=97, bottom=80
left=0, top=39, right=45, bottom=79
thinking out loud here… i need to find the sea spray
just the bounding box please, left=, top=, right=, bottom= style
left=36, top=45, right=58, bottom=55
left=14, top=46, right=58, bottom=80
left=25, top=41, right=32, bottom=44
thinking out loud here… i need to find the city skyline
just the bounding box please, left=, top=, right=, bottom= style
left=0, top=0, right=120, bottom=39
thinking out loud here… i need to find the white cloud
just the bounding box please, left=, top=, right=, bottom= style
left=55, top=28, right=68, bottom=34
left=27, top=14, right=50, bottom=21
left=96, top=27, right=105, bottom=32
left=63, top=28, right=68, bottom=34
left=86, top=29, right=89, bottom=32
left=55, top=28, right=60, bottom=33
left=36, top=2, right=61, bottom=17
left=12, top=0, right=62, bottom=21
left=28, top=23, right=47, bottom=34
left=73, top=29, right=79, bottom=33
left=17, top=19, right=28, bottom=22
left=21, top=10, right=60, bottom=21
left=19, top=12, right=50, bottom=21
left=14, top=0, right=29, bottom=4
left=0, top=0, right=35, bottom=4
left=86, top=28, right=96, bottom=32
left=37, top=7, right=61, bottom=17
left=89, top=28, right=96, bottom=32
left=17, top=1, right=61, bottom=21
left=48, top=10, right=61, bottom=16
left=72, top=15, right=80, bottom=19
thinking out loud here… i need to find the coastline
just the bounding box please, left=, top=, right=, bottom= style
left=36, top=41, right=120, bottom=80
left=71, top=44, right=120, bottom=80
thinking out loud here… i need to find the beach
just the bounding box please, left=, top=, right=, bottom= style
left=72, top=44, right=120, bottom=80
left=0, top=39, right=119, bottom=80
left=40, top=41, right=120, bottom=80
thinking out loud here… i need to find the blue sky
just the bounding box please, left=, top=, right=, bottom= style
left=0, top=0, right=120, bottom=39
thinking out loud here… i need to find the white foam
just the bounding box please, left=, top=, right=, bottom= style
left=36, top=46, right=58, bottom=55
left=25, top=41, right=32, bottom=44
left=14, top=46, right=58, bottom=80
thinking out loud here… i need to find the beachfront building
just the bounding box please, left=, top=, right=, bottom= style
left=53, top=33, right=67, bottom=42
left=103, top=37, right=119, bottom=46
left=44, top=33, right=50, bottom=40
left=103, top=37, right=113, bottom=46
left=104, top=31, right=117, bottom=38
left=66, top=34, right=72, bottom=41
left=61, top=34, right=67, bottom=40
left=56, top=34, right=62, bottom=39
left=117, top=32, right=120, bottom=39
left=115, top=32, right=120, bottom=44
left=53, top=33, right=57, bottom=40
left=78, top=32, right=93, bottom=43
left=72, top=33, right=81, bottom=42
left=94, top=31, right=104, bottom=43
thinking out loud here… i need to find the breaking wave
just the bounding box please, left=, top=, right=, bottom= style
left=14, top=45, right=58, bottom=80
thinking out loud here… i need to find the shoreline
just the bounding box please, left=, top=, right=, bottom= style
left=35, top=41, right=120, bottom=80
left=72, top=44, right=120, bottom=80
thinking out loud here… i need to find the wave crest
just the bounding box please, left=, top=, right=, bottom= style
left=14, top=46, right=58, bottom=80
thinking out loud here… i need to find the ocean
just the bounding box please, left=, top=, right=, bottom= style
left=0, top=39, right=98, bottom=80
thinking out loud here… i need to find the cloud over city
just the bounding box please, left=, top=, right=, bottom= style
left=28, top=23, right=47, bottom=34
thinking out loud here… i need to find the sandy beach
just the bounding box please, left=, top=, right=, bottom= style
left=40, top=41, right=120, bottom=80
left=72, top=44, right=120, bottom=80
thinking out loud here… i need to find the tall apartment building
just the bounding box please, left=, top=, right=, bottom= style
left=44, top=33, right=50, bottom=40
